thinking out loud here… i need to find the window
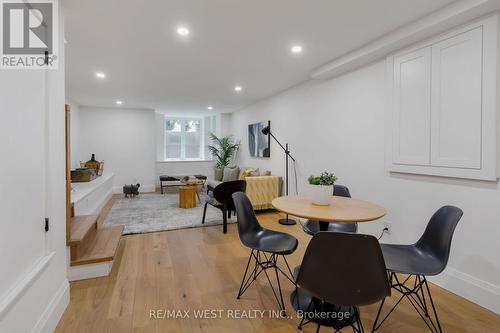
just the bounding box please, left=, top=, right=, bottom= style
left=165, top=118, right=203, bottom=160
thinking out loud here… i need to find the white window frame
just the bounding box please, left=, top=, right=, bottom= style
left=164, top=117, right=205, bottom=161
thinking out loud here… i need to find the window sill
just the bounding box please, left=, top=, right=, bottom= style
left=156, top=159, right=214, bottom=163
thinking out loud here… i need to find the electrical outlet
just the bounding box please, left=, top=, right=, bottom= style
left=383, top=222, right=392, bottom=235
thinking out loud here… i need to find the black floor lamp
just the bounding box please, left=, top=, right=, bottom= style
left=261, top=124, right=297, bottom=225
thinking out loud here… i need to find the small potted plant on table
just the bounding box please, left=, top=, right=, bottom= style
left=307, top=171, right=338, bottom=206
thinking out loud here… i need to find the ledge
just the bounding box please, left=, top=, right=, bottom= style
left=71, top=173, right=114, bottom=204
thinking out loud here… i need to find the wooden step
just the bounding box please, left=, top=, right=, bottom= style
left=69, top=215, right=98, bottom=246
left=70, top=225, right=124, bottom=267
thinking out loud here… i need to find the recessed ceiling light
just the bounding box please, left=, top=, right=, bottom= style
left=115, top=100, right=123, bottom=105
left=207, top=106, right=213, bottom=110
left=176, top=26, right=190, bottom=37
left=291, top=45, right=303, bottom=54
left=95, top=72, right=106, bottom=79
left=234, top=86, right=242, bottom=92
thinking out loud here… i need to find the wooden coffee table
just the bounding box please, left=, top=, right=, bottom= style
left=159, top=174, right=207, bottom=194
left=179, top=186, right=197, bottom=208
left=180, top=179, right=204, bottom=203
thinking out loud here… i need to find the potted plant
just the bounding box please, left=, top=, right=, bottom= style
left=307, top=172, right=338, bottom=206
left=207, top=133, right=240, bottom=181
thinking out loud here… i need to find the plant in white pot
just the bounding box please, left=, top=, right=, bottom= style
left=307, top=172, right=338, bottom=206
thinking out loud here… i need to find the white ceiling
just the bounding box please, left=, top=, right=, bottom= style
left=65, top=0, right=457, bottom=114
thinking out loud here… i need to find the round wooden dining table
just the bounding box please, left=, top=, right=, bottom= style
left=272, top=195, right=386, bottom=230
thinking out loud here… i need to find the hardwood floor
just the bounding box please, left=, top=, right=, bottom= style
left=56, top=211, right=500, bottom=333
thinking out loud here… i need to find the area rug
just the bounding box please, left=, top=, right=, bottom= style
left=103, top=192, right=234, bottom=235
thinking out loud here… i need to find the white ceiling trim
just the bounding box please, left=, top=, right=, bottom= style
left=311, top=0, right=500, bottom=80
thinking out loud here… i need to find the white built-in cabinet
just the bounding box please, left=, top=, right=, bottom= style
left=386, top=15, right=498, bottom=181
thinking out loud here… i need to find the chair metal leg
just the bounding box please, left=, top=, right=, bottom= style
left=273, top=260, right=286, bottom=312
left=237, top=249, right=255, bottom=299
left=297, top=297, right=313, bottom=331
left=353, top=307, right=365, bottom=333
left=373, top=273, right=443, bottom=333
left=275, top=255, right=296, bottom=285
left=371, top=297, right=386, bottom=333
left=424, top=277, right=443, bottom=333
left=222, top=209, right=227, bottom=234
left=236, top=250, right=295, bottom=311
left=202, top=202, right=207, bottom=224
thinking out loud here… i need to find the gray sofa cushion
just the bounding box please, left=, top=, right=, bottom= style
left=207, top=179, right=222, bottom=189
left=222, top=166, right=240, bottom=182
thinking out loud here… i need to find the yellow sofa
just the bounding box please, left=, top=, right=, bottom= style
left=244, top=175, right=282, bottom=210
left=206, top=175, right=282, bottom=210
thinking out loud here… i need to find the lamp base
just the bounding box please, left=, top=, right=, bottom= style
left=279, top=218, right=297, bottom=226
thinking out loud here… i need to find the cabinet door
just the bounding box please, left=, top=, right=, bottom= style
left=430, top=27, right=483, bottom=169
left=392, top=47, right=432, bottom=166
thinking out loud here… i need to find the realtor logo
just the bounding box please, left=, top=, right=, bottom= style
left=1, top=0, right=58, bottom=69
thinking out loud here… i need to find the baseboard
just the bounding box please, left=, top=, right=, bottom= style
left=113, top=184, right=155, bottom=194
left=0, top=252, right=55, bottom=318
left=31, top=279, right=69, bottom=333
left=68, top=260, right=113, bottom=281
left=429, top=267, right=500, bottom=315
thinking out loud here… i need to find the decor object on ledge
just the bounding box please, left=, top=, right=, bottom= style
left=123, top=184, right=140, bottom=198
left=207, top=133, right=240, bottom=181
left=71, top=167, right=97, bottom=183
left=97, top=161, right=104, bottom=176
left=308, top=172, right=338, bottom=205
left=261, top=123, right=297, bottom=225
left=80, top=153, right=104, bottom=176
left=248, top=121, right=270, bottom=157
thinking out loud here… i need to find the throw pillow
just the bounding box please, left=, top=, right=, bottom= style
left=239, top=167, right=261, bottom=179
left=239, top=169, right=251, bottom=180
left=223, top=166, right=240, bottom=182
left=248, top=168, right=260, bottom=177
left=238, top=167, right=249, bottom=179
left=261, top=170, right=271, bottom=176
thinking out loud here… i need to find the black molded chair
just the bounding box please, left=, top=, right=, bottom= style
left=303, top=185, right=358, bottom=234
left=232, top=192, right=298, bottom=311
left=373, top=205, right=463, bottom=333
left=292, top=232, right=390, bottom=332
left=202, top=180, right=246, bottom=234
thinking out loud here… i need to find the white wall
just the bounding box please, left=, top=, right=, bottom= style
left=220, top=113, right=233, bottom=137
left=230, top=60, right=500, bottom=314
left=0, top=1, right=69, bottom=332
left=155, top=112, right=166, bottom=161
left=67, top=100, right=81, bottom=169
left=77, top=107, right=156, bottom=192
